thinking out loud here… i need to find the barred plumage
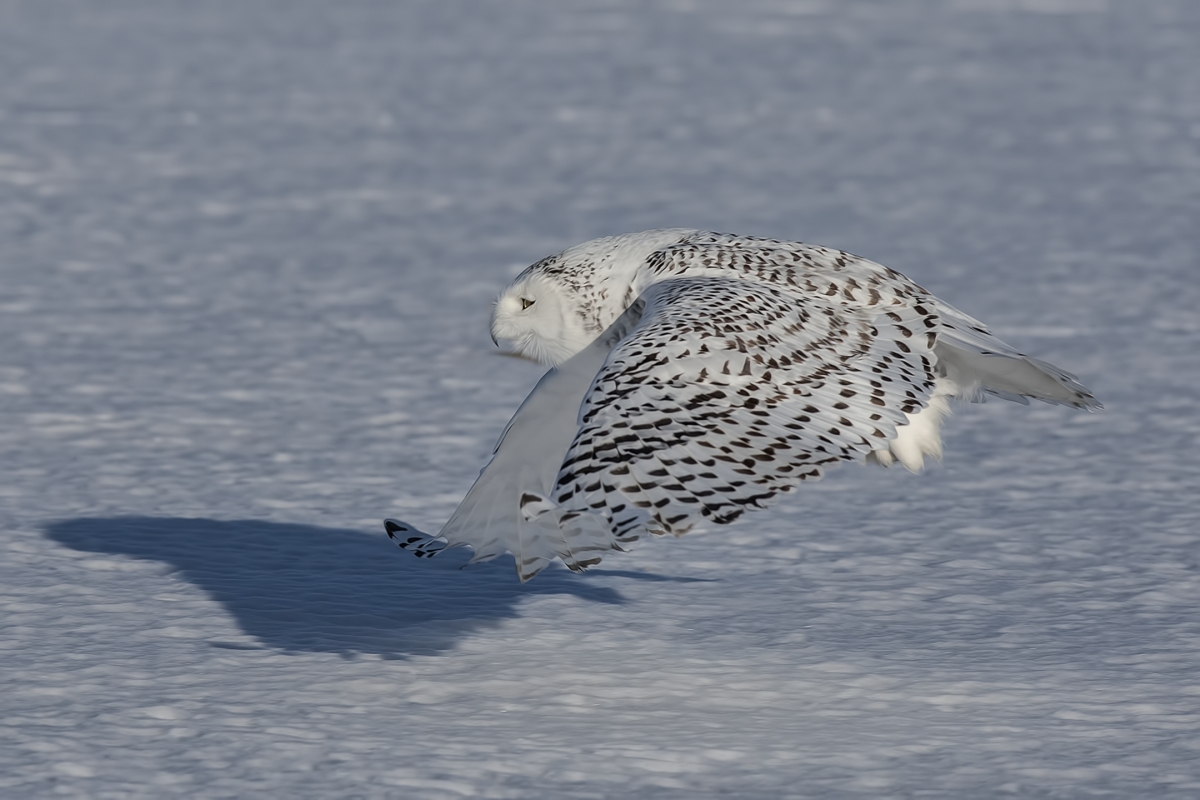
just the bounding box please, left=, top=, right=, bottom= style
left=385, top=230, right=1099, bottom=581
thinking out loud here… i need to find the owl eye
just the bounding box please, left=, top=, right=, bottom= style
left=521, top=298, right=536, bottom=310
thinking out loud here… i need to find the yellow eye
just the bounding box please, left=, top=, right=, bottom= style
left=521, top=298, right=535, bottom=310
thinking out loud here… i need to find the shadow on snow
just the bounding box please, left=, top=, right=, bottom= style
left=44, top=516, right=628, bottom=659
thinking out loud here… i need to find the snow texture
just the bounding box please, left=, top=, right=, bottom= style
left=1, top=0, right=1198, bottom=797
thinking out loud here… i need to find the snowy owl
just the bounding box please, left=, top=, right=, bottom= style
left=385, top=230, right=1099, bottom=581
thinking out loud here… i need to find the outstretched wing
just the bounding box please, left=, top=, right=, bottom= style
left=385, top=299, right=650, bottom=580
left=533, top=276, right=942, bottom=568
left=646, top=231, right=1098, bottom=410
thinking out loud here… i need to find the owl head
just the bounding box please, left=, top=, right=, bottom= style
left=490, top=270, right=589, bottom=366
left=490, top=229, right=695, bottom=366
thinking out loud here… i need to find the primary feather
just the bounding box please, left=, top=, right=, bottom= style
left=385, top=230, right=1099, bottom=581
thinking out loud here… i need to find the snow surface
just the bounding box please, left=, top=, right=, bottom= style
left=2, top=0, right=1199, bottom=796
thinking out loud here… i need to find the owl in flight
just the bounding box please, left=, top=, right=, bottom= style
left=385, top=230, right=1099, bottom=581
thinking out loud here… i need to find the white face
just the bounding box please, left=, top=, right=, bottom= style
left=490, top=273, right=590, bottom=366
left=489, top=230, right=697, bottom=367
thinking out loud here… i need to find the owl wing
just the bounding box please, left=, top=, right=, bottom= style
left=524, top=276, right=941, bottom=576
left=650, top=232, right=1098, bottom=410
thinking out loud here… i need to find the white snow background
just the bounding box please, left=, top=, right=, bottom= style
left=2, top=0, right=1199, bottom=797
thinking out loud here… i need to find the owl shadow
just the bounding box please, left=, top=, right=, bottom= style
left=44, top=516, right=626, bottom=660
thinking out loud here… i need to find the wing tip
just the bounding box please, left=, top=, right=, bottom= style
left=383, top=518, right=448, bottom=558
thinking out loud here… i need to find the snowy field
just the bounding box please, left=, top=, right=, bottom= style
left=2, top=0, right=1199, bottom=796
